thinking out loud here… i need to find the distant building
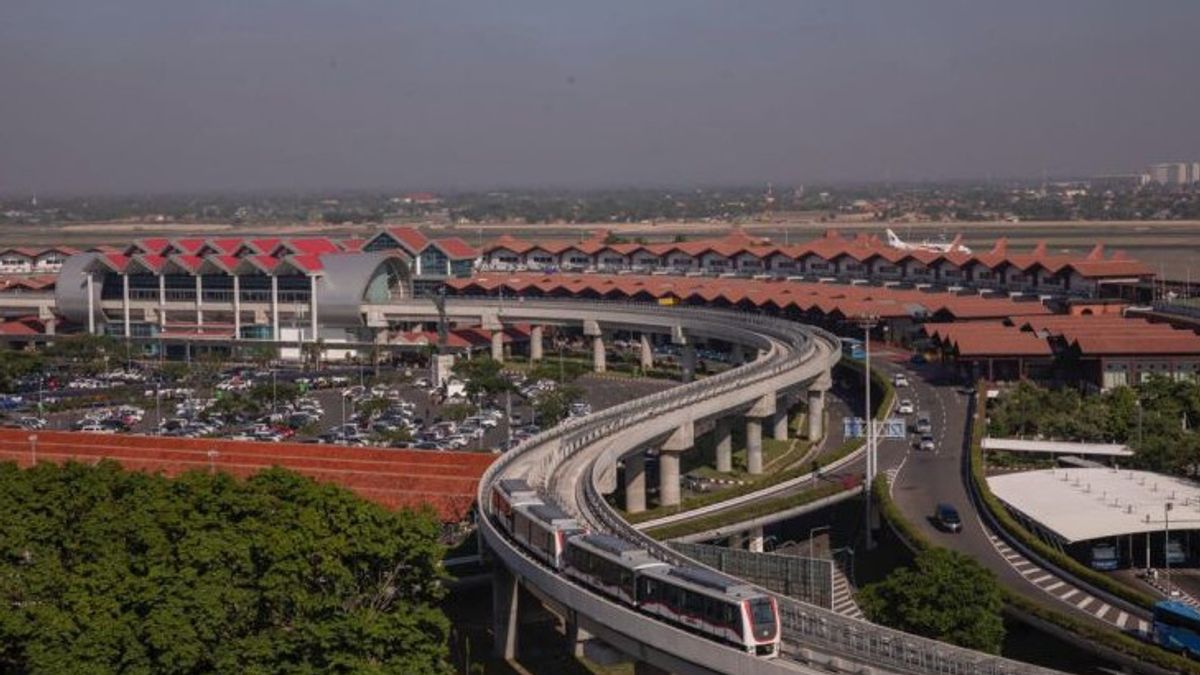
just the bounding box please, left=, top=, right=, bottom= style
left=1148, top=162, right=1194, bottom=185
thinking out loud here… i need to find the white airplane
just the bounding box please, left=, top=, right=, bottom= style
left=885, top=228, right=971, bottom=255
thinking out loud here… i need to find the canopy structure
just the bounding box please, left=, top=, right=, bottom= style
left=989, top=468, right=1200, bottom=544
left=982, top=437, right=1134, bottom=458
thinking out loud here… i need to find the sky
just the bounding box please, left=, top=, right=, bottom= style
left=2, top=0, right=1199, bottom=196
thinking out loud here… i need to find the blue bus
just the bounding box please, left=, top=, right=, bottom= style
left=1153, top=600, right=1200, bottom=656
left=840, top=337, right=865, bottom=361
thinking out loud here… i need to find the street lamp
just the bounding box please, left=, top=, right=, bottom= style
left=855, top=313, right=880, bottom=549
left=1165, top=502, right=1174, bottom=597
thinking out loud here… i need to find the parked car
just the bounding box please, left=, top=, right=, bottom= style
left=934, top=503, right=962, bottom=533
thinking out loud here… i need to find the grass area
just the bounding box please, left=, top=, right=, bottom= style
left=646, top=478, right=857, bottom=540
left=624, top=436, right=814, bottom=525
left=688, top=436, right=797, bottom=481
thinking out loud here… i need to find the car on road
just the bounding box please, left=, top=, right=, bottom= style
left=893, top=373, right=910, bottom=388
left=909, top=353, right=927, bottom=365
left=918, top=434, right=936, bottom=451
left=913, top=415, right=932, bottom=435
left=934, top=503, right=962, bottom=533
left=897, top=399, right=915, bottom=415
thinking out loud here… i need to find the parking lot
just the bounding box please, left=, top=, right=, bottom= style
left=4, top=364, right=676, bottom=454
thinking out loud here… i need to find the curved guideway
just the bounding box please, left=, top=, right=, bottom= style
left=449, top=300, right=1058, bottom=675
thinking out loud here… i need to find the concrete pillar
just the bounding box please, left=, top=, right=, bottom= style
left=43, top=317, right=56, bottom=336
left=640, top=333, right=654, bottom=370
left=748, top=525, right=765, bottom=553
left=232, top=274, right=241, bottom=340
left=566, top=614, right=590, bottom=658
left=745, top=393, right=775, bottom=476
left=731, top=343, right=745, bottom=366
left=659, top=450, right=682, bottom=508
left=746, top=418, right=763, bottom=475
left=491, top=329, right=505, bottom=362
left=658, top=422, right=693, bottom=507
left=195, top=275, right=203, bottom=327
left=772, top=405, right=789, bottom=441
left=158, top=274, right=167, bottom=329
left=625, top=451, right=646, bottom=514
left=807, top=388, right=825, bottom=441
left=122, top=273, right=131, bottom=338
left=85, top=274, right=95, bottom=335
left=715, top=418, right=733, bottom=473
left=681, top=344, right=696, bottom=383
left=270, top=276, right=280, bottom=341
left=492, top=566, right=520, bottom=660
left=308, top=275, right=318, bottom=341
left=530, top=325, right=543, bottom=362
left=592, top=334, right=606, bottom=373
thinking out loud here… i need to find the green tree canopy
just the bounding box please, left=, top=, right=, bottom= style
left=858, top=548, right=1005, bottom=653
left=0, top=461, right=450, bottom=674
left=533, top=385, right=583, bottom=429
left=452, top=357, right=512, bottom=401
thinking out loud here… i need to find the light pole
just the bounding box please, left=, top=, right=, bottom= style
left=856, top=313, right=880, bottom=549
left=28, top=434, right=37, bottom=467
left=1165, top=502, right=1174, bottom=597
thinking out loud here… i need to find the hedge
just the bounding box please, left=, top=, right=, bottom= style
left=967, top=382, right=1157, bottom=609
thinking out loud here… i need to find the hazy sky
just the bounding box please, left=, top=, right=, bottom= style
left=2, top=1, right=1199, bottom=195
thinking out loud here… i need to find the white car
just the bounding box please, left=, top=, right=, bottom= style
left=897, top=399, right=915, bottom=415
left=893, top=373, right=910, bottom=388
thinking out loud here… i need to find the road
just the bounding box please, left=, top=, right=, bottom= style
left=880, top=348, right=1152, bottom=636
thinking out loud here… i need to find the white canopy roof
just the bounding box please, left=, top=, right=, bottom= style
left=988, top=468, right=1200, bottom=544
left=982, top=437, right=1134, bottom=458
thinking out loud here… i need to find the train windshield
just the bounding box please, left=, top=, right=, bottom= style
left=749, top=598, right=776, bottom=636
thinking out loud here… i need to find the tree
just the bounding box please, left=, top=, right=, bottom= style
left=452, top=357, right=511, bottom=401
left=533, top=385, right=583, bottom=429
left=858, top=548, right=1005, bottom=653
left=0, top=350, right=43, bottom=393
left=0, top=461, right=451, bottom=674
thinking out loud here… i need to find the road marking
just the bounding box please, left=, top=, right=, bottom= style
left=1043, top=581, right=1064, bottom=592
left=1117, top=611, right=1128, bottom=629
left=1076, top=596, right=1094, bottom=610
left=1094, top=603, right=1111, bottom=619
left=1060, top=589, right=1079, bottom=601
left=1030, top=574, right=1053, bottom=584
left=1139, top=620, right=1150, bottom=633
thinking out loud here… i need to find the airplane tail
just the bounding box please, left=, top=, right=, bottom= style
left=949, top=233, right=964, bottom=251
left=885, top=229, right=905, bottom=248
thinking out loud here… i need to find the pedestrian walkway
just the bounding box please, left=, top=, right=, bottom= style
left=986, top=532, right=1150, bottom=635
left=831, top=566, right=864, bottom=619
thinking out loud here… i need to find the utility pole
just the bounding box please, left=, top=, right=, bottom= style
left=855, top=313, right=880, bottom=549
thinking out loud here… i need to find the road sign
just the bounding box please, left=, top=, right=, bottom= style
left=844, top=417, right=908, bottom=440
left=843, top=417, right=865, bottom=438
left=881, top=417, right=908, bottom=439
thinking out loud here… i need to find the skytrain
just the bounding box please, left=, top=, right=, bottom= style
left=491, top=478, right=781, bottom=657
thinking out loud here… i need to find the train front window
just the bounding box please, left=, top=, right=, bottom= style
left=750, top=599, right=774, bottom=626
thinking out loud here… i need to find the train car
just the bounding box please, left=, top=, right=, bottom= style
left=511, top=502, right=586, bottom=570
left=636, top=565, right=780, bottom=657
left=564, top=533, right=669, bottom=606
left=491, top=478, right=542, bottom=532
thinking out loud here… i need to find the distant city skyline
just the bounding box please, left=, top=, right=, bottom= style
left=3, top=1, right=1200, bottom=196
